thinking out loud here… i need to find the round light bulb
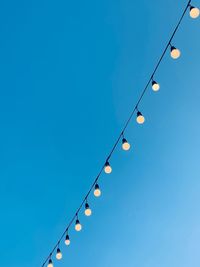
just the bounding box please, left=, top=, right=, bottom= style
left=65, top=234, right=70, bottom=246
left=190, top=6, right=200, bottom=18
left=136, top=111, right=145, bottom=124
left=170, top=46, right=181, bottom=59
left=47, top=259, right=53, bottom=267
left=104, top=161, right=112, bottom=174
left=75, top=219, right=82, bottom=231
left=56, top=248, right=62, bottom=260
left=94, top=184, right=101, bottom=197
left=85, top=203, right=92, bottom=216
left=122, top=138, right=131, bottom=151
left=152, top=80, right=160, bottom=91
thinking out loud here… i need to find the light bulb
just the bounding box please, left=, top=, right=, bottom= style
left=136, top=111, right=145, bottom=124
left=190, top=6, right=200, bottom=18
left=94, top=184, right=101, bottom=197
left=65, top=234, right=70, bottom=246
left=152, top=80, right=160, bottom=91
left=85, top=203, right=92, bottom=216
left=170, top=46, right=181, bottom=59
left=104, top=161, right=112, bottom=174
left=56, top=248, right=62, bottom=260
left=47, top=259, right=53, bottom=267
left=122, top=138, right=130, bottom=151
left=75, top=219, right=82, bottom=231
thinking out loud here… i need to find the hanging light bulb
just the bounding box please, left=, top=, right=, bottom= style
left=122, top=138, right=131, bottom=151
left=136, top=111, right=145, bottom=124
left=56, top=248, right=62, bottom=260
left=65, top=234, right=70, bottom=246
left=94, top=184, right=101, bottom=197
left=152, top=80, right=160, bottom=91
left=190, top=6, right=200, bottom=18
left=84, top=202, right=92, bottom=216
left=47, top=259, right=53, bottom=267
left=104, top=161, right=112, bottom=174
left=170, top=45, right=181, bottom=59
left=75, top=218, right=82, bottom=231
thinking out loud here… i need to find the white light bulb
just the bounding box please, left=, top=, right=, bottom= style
left=56, top=248, right=62, bottom=260
left=75, top=219, right=82, bottom=231
left=47, top=259, right=53, bottom=267
left=170, top=46, right=181, bottom=59
left=94, top=184, right=101, bottom=197
left=65, top=235, right=70, bottom=246
left=136, top=111, right=145, bottom=124
left=152, top=80, right=160, bottom=91
left=190, top=6, right=200, bottom=19
left=85, top=203, right=92, bottom=216
left=104, top=161, right=112, bottom=174
left=122, top=138, right=131, bottom=151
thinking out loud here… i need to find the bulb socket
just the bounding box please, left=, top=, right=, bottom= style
left=152, top=80, right=156, bottom=86
left=137, top=111, right=142, bottom=117
left=122, top=138, right=127, bottom=144
left=85, top=203, right=89, bottom=209
left=170, top=45, right=176, bottom=51
left=105, top=161, right=110, bottom=167
left=95, top=184, right=99, bottom=190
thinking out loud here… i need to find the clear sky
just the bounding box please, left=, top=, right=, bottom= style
left=0, top=0, right=200, bottom=266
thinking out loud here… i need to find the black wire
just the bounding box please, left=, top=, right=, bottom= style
left=41, top=0, right=191, bottom=265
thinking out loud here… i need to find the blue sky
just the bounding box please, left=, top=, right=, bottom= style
left=0, top=0, right=200, bottom=266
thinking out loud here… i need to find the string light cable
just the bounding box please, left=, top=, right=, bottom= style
left=41, top=1, right=199, bottom=266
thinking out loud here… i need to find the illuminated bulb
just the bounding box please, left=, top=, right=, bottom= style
left=136, top=111, right=145, bottom=124
left=75, top=219, right=82, bottom=231
left=47, top=259, right=53, bottom=267
left=190, top=6, right=200, bottom=18
left=170, top=46, right=181, bottom=59
left=56, top=248, right=62, bottom=260
left=94, top=184, right=101, bottom=197
left=122, top=138, right=131, bottom=151
left=104, top=161, right=112, bottom=174
left=152, top=80, right=160, bottom=91
left=85, top=203, right=92, bottom=216
left=65, top=234, right=70, bottom=246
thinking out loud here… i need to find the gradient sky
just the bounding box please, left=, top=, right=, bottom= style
left=0, top=0, right=200, bottom=266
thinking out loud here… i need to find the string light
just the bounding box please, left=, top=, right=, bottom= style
left=85, top=202, right=92, bottom=216
left=94, top=184, right=101, bottom=197
left=152, top=80, right=160, bottom=91
left=41, top=2, right=198, bottom=266
left=75, top=217, right=82, bottom=232
left=47, top=259, right=53, bottom=267
left=189, top=5, right=200, bottom=18
left=65, top=234, right=70, bottom=246
left=104, top=161, right=112, bottom=174
left=170, top=45, right=181, bottom=59
left=136, top=110, right=145, bottom=124
left=56, top=248, right=62, bottom=260
left=122, top=138, right=131, bottom=151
